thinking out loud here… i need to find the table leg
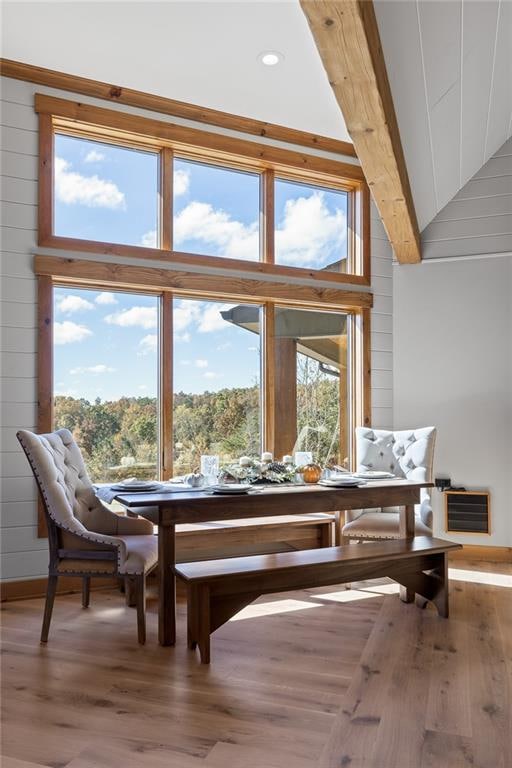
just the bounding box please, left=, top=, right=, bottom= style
left=399, top=504, right=415, bottom=603
left=158, top=523, right=176, bottom=646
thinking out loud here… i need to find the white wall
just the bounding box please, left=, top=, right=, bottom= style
left=0, top=75, right=394, bottom=582
left=393, top=255, right=512, bottom=546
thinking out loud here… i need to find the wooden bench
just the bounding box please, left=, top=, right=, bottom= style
left=176, top=535, right=462, bottom=663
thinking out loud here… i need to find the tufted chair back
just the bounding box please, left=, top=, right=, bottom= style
left=17, top=428, right=117, bottom=537
left=355, top=426, right=436, bottom=527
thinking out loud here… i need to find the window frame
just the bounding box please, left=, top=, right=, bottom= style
left=36, top=93, right=370, bottom=287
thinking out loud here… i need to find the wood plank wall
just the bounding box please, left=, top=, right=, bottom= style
left=0, top=74, right=394, bottom=584
left=421, top=136, right=512, bottom=260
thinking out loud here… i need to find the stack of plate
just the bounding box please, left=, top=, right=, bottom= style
left=319, top=475, right=364, bottom=487
left=353, top=471, right=395, bottom=479
left=211, top=484, right=252, bottom=495
left=111, top=480, right=163, bottom=493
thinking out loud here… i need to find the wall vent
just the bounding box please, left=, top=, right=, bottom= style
left=445, top=491, right=490, bottom=535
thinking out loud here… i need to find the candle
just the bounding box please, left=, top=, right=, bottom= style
left=239, top=456, right=252, bottom=467
left=261, top=452, right=273, bottom=462
left=282, top=455, right=293, bottom=465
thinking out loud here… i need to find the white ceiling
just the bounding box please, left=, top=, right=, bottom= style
left=1, top=1, right=511, bottom=234
left=0, top=0, right=351, bottom=142
left=374, top=0, right=512, bottom=231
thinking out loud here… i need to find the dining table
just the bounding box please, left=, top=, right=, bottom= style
left=115, top=478, right=433, bottom=646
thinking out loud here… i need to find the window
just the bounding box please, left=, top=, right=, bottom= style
left=274, top=179, right=349, bottom=272
left=173, top=158, right=260, bottom=261
left=273, top=307, right=350, bottom=466
left=52, top=286, right=159, bottom=483
left=39, top=94, right=369, bottom=285
left=172, top=298, right=262, bottom=475
left=54, top=134, right=159, bottom=247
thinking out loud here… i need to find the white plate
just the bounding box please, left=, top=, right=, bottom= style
left=353, top=471, right=395, bottom=479
left=211, top=484, right=252, bottom=494
left=111, top=482, right=162, bottom=492
left=319, top=479, right=364, bottom=487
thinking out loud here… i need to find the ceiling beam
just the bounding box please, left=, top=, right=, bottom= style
left=300, top=0, right=421, bottom=264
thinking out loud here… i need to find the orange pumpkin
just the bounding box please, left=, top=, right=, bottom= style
left=301, top=463, right=322, bottom=484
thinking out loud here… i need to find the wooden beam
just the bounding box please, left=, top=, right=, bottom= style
left=33, top=255, right=373, bottom=310
left=300, top=0, right=421, bottom=264
left=0, top=57, right=357, bottom=158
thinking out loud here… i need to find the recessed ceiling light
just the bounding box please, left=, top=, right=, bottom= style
left=259, top=51, right=283, bottom=67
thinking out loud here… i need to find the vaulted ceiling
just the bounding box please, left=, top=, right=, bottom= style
left=374, top=0, right=512, bottom=230
left=2, top=0, right=510, bottom=235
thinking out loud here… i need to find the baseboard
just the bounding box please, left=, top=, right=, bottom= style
left=448, top=545, right=512, bottom=563
left=0, top=575, right=115, bottom=602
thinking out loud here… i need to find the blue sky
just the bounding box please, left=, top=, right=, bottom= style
left=53, top=287, right=261, bottom=401
left=53, top=135, right=347, bottom=402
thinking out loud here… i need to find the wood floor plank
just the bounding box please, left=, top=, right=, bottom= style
left=420, top=730, right=476, bottom=768
left=205, top=741, right=314, bottom=767
left=318, top=596, right=412, bottom=768
left=425, top=581, right=472, bottom=738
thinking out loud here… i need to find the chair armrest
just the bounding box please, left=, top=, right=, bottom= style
left=114, top=514, right=154, bottom=536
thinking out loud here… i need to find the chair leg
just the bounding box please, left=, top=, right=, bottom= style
left=41, top=574, right=58, bottom=643
left=125, top=575, right=137, bottom=607
left=82, top=576, right=90, bottom=608
left=135, top=574, right=146, bottom=645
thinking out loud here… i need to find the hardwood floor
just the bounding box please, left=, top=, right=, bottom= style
left=1, top=560, right=510, bottom=768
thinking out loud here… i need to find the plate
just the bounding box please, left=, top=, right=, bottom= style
left=319, top=479, right=364, bottom=487
left=211, top=484, right=252, bottom=494
left=111, top=482, right=162, bottom=492
left=353, top=471, right=395, bottom=479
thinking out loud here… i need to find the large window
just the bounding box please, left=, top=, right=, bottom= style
left=52, top=286, right=159, bottom=482
left=38, top=94, right=368, bottom=285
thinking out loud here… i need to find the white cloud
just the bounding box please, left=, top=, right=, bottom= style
left=173, top=192, right=345, bottom=267
left=203, top=371, right=222, bottom=380
left=173, top=301, right=200, bottom=332
left=105, top=306, right=157, bottom=329
left=174, top=168, right=190, bottom=196
left=195, top=359, right=208, bottom=368
left=138, top=384, right=148, bottom=391
left=179, top=360, right=191, bottom=366
left=95, top=291, right=118, bottom=306
left=57, top=295, right=94, bottom=314
left=174, top=201, right=258, bottom=261
left=55, top=156, right=125, bottom=209
left=70, top=364, right=115, bottom=375
left=197, top=303, right=235, bottom=333
left=140, top=229, right=157, bottom=247
left=138, top=334, right=157, bottom=355
left=216, top=342, right=232, bottom=351
left=54, top=321, right=92, bottom=345
left=175, top=332, right=191, bottom=343
left=276, top=192, right=346, bottom=266
left=84, top=149, right=106, bottom=163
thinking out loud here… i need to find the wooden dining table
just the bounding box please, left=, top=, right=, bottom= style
left=116, top=479, right=433, bottom=646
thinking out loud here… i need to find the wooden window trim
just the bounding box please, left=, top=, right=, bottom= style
left=37, top=275, right=53, bottom=536
left=36, top=93, right=371, bottom=288
left=0, top=57, right=357, bottom=158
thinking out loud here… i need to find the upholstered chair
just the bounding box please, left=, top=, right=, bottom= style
left=17, top=428, right=158, bottom=644
left=341, top=426, right=436, bottom=541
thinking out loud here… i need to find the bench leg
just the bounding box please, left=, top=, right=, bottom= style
left=187, top=584, right=198, bottom=650
left=399, top=585, right=415, bottom=603
left=197, top=584, right=211, bottom=664
left=431, top=552, right=449, bottom=618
